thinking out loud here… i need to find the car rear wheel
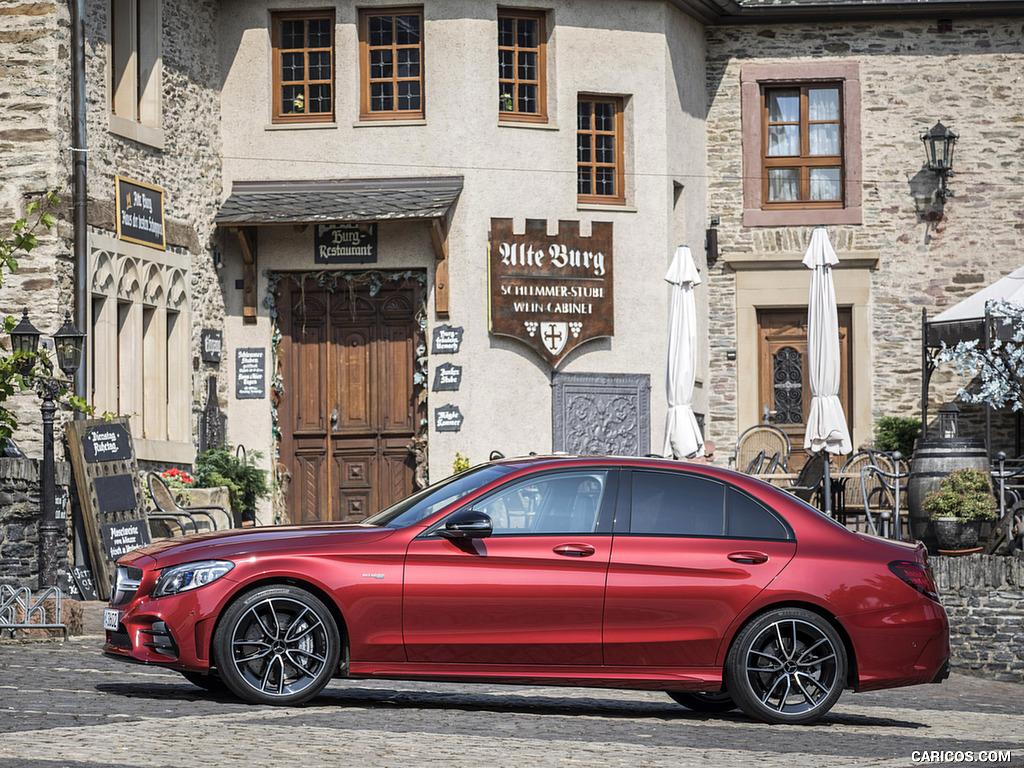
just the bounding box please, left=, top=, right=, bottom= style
left=725, top=607, right=847, bottom=725
left=214, top=584, right=340, bottom=706
left=667, top=690, right=737, bottom=713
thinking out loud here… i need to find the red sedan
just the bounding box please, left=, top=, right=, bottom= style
left=103, top=456, right=949, bottom=724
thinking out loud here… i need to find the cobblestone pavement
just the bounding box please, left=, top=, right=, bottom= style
left=0, top=635, right=1021, bottom=768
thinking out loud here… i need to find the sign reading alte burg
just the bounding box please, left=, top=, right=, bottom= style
left=489, top=218, right=613, bottom=367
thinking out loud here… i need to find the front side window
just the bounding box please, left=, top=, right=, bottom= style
left=498, top=10, right=546, bottom=122
left=577, top=96, right=625, bottom=204
left=762, top=85, right=842, bottom=206
left=272, top=10, right=335, bottom=123
left=473, top=471, right=609, bottom=535
left=359, top=7, right=424, bottom=120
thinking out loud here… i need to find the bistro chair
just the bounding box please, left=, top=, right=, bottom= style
left=732, top=424, right=791, bottom=474
left=783, top=452, right=826, bottom=506
left=146, top=472, right=232, bottom=534
left=852, top=452, right=908, bottom=539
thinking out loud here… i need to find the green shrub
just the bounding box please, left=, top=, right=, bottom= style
left=194, top=445, right=270, bottom=519
left=922, top=467, right=997, bottom=521
left=873, top=416, right=921, bottom=458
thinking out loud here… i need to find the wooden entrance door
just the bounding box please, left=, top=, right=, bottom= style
left=278, top=277, right=423, bottom=523
left=757, top=308, right=852, bottom=463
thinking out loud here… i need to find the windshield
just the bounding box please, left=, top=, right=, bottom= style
left=361, top=464, right=515, bottom=528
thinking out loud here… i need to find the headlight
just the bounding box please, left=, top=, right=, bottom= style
left=151, top=560, right=234, bottom=598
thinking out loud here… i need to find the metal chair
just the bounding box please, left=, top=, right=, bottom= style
left=854, top=452, right=908, bottom=539
left=783, top=452, right=826, bottom=505
left=732, top=424, right=791, bottom=474
left=146, top=472, right=232, bottom=534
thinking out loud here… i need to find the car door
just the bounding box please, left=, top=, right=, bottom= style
left=603, top=469, right=796, bottom=667
left=403, top=469, right=617, bottom=666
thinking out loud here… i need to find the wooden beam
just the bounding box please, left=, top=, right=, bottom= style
left=428, top=217, right=450, bottom=319
left=231, top=226, right=258, bottom=324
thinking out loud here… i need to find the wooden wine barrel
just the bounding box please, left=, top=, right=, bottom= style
left=907, top=437, right=989, bottom=551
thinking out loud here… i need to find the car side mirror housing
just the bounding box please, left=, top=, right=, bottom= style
left=437, top=510, right=492, bottom=539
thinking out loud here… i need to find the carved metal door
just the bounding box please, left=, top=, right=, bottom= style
left=757, top=308, right=851, bottom=463
left=278, top=277, right=422, bottom=523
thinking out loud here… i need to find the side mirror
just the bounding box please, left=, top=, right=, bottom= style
left=436, top=509, right=492, bottom=539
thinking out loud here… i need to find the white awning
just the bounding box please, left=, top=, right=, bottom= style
left=932, top=265, right=1024, bottom=323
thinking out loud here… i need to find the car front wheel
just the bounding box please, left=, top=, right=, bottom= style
left=214, top=584, right=340, bottom=706
left=725, top=607, right=847, bottom=725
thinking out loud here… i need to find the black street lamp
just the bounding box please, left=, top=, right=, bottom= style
left=10, top=309, right=86, bottom=588
left=921, top=121, right=958, bottom=201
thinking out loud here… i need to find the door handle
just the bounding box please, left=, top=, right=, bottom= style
left=553, top=543, right=596, bottom=557
left=330, top=409, right=338, bottom=428
left=728, top=551, right=769, bottom=565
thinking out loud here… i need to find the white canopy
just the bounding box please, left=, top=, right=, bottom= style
left=932, top=265, right=1024, bottom=323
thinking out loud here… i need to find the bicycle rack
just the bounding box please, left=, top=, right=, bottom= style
left=0, top=585, right=68, bottom=639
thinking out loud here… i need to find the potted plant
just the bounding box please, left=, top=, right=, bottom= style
left=194, top=445, right=270, bottom=526
left=922, top=467, right=998, bottom=551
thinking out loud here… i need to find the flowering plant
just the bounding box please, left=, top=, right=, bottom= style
left=160, top=467, right=195, bottom=490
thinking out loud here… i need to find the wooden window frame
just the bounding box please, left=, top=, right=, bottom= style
left=358, top=6, right=425, bottom=121
left=576, top=95, right=625, bottom=206
left=760, top=84, right=843, bottom=210
left=497, top=9, right=547, bottom=124
left=271, top=9, right=335, bottom=125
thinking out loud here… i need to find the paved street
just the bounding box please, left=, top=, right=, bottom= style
left=0, top=633, right=1021, bottom=768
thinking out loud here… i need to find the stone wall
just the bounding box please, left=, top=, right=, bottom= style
left=704, top=18, right=1024, bottom=457
left=0, top=457, right=72, bottom=590
left=933, top=554, right=1024, bottom=683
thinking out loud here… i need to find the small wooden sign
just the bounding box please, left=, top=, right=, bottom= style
left=314, top=223, right=378, bottom=264
left=82, top=423, right=132, bottom=463
left=236, top=348, right=266, bottom=399
left=432, top=325, right=464, bottom=354
left=432, top=363, right=462, bottom=392
left=489, top=218, right=614, bottom=367
left=434, top=404, right=464, bottom=432
left=116, top=175, right=166, bottom=250
left=101, top=519, right=151, bottom=562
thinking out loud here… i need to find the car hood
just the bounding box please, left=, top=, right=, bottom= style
left=122, top=524, right=397, bottom=569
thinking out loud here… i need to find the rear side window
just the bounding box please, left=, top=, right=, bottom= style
left=630, top=471, right=725, bottom=536
left=726, top=487, right=791, bottom=540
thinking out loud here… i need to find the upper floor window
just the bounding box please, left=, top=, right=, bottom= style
left=577, top=96, right=624, bottom=205
left=762, top=85, right=842, bottom=207
left=498, top=10, right=546, bottom=122
left=272, top=10, right=335, bottom=123
left=359, top=7, right=424, bottom=120
left=741, top=62, right=862, bottom=227
left=109, top=0, right=162, bottom=145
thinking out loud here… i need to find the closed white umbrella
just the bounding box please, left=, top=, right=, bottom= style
left=662, top=245, right=704, bottom=459
left=803, top=227, right=852, bottom=514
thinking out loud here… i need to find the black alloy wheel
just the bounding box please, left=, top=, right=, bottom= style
left=213, top=584, right=341, bottom=705
left=725, top=607, right=847, bottom=725
left=667, top=690, right=737, bottom=713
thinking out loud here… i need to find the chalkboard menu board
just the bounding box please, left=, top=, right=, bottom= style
left=70, top=566, right=100, bottom=601
left=82, top=423, right=132, bottom=463
left=236, top=348, right=266, bottom=399
left=93, top=474, right=138, bottom=515
left=101, top=519, right=151, bottom=562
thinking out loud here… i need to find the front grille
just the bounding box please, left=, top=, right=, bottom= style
left=108, top=629, right=131, bottom=648
left=110, top=565, right=143, bottom=606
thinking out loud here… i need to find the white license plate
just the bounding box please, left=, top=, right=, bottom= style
left=103, top=608, right=121, bottom=632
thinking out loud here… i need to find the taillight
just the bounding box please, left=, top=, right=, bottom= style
left=889, top=560, right=940, bottom=602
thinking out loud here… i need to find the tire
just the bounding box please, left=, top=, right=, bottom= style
left=180, top=670, right=230, bottom=695
left=725, top=607, right=847, bottom=725
left=667, top=690, right=737, bottom=713
left=213, top=584, right=341, bottom=706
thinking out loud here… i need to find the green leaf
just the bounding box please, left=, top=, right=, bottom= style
left=40, top=212, right=55, bottom=229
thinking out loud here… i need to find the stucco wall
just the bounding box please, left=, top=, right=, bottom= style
left=704, top=19, right=1024, bottom=458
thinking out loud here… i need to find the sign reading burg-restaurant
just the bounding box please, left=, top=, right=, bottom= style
left=116, top=175, right=166, bottom=250
left=489, top=218, right=613, bottom=367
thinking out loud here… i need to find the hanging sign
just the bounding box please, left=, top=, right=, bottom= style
left=431, top=325, right=464, bottom=354
left=82, top=423, right=133, bottom=463
left=489, top=218, right=614, bottom=367
left=432, top=363, right=463, bottom=392
left=235, top=348, right=266, bottom=399
left=201, top=329, right=223, bottom=363
left=116, top=175, right=166, bottom=250
left=434, top=404, right=464, bottom=432
left=314, top=223, right=378, bottom=264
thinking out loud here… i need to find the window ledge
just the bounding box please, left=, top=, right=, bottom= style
left=742, top=206, right=863, bottom=227
left=353, top=119, right=427, bottom=128
left=108, top=114, right=164, bottom=150
left=265, top=121, right=338, bottom=131
left=723, top=249, right=880, bottom=271
left=134, top=438, right=194, bottom=464
left=498, top=120, right=559, bottom=131
left=577, top=202, right=637, bottom=213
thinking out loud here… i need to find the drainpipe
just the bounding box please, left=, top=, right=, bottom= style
left=70, top=0, right=87, bottom=404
